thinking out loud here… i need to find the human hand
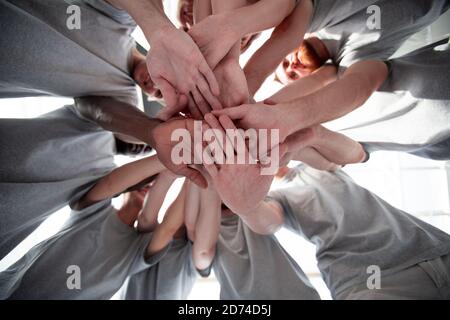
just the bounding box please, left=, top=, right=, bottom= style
left=184, top=180, right=201, bottom=241
left=212, top=101, right=292, bottom=142
left=198, top=114, right=284, bottom=215
left=213, top=57, right=249, bottom=109
left=146, top=26, right=222, bottom=117
left=150, top=117, right=207, bottom=188
left=188, top=13, right=240, bottom=70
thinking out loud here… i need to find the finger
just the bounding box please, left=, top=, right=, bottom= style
left=204, top=113, right=226, bottom=152
left=154, top=77, right=178, bottom=109
left=194, top=130, right=220, bottom=177
left=202, top=147, right=220, bottom=178
left=260, top=141, right=286, bottom=170
left=199, top=60, right=220, bottom=96
left=211, top=106, right=246, bottom=120
left=184, top=181, right=200, bottom=241
left=191, top=86, right=211, bottom=116
left=201, top=121, right=225, bottom=168
left=188, top=94, right=203, bottom=120
left=218, top=115, right=249, bottom=158
left=196, top=75, right=223, bottom=110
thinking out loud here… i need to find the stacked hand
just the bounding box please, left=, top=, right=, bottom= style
left=146, top=26, right=222, bottom=119
left=188, top=13, right=241, bottom=70
left=213, top=57, right=250, bottom=109
left=197, top=114, right=286, bottom=215
left=150, top=117, right=207, bottom=188
left=212, top=102, right=292, bottom=143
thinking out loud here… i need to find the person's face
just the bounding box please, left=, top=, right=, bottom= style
left=133, top=60, right=162, bottom=99
left=178, top=0, right=194, bottom=31
left=275, top=39, right=326, bottom=85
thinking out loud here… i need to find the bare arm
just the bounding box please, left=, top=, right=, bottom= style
left=184, top=181, right=201, bottom=241
left=281, top=60, right=389, bottom=135
left=137, top=171, right=177, bottom=233
left=76, top=155, right=165, bottom=209
left=244, top=0, right=314, bottom=96
left=189, top=0, right=296, bottom=69
left=240, top=200, right=284, bottom=235
left=107, top=0, right=221, bottom=116
left=266, top=64, right=337, bottom=104
left=230, top=0, right=296, bottom=39
left=306, top=126, right=366, bottom=165
left=74, top=96, right=162, bottom=146
left=146, top=182, right=187, bottom=258
left=282, top=124, right=366, bottom=166
left=192, top=187, right=221, bottom=270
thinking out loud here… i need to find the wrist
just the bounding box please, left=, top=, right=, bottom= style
left=144, top=22, right=174, bottom=45
left=235, top=200, right=263, bottom=219
left=279, top=102, right=306, bottom=136
left=221, top=11, right=244, bottom=41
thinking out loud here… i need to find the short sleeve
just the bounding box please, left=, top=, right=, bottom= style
left=82, top=0, right=137, bottom=27
left=130, top=234, right=172, bottom=275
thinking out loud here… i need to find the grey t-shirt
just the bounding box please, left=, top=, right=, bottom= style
left=213, top=214, right=320, bottom=300
left=0, top=0, right=138, bottom=104
left=0, top=105, right=115, bottom=259
left=0, top=200, right=171, bottom=300
left=120, top=238, right=198, bottom=300
left=311, top=0, right=449, bottom=68
left=328, top=39, right=450, bottom=158
left=268, top=166, right=450, bottom=297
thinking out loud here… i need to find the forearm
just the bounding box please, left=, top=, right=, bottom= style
left=239, top=200, right=284, bottom=235
left=146, top=185, right=187, bottom=257
left=232, top=0, right=296, bottom=39
left=106, top=0, right=172, bottom=42
left=282, top=62, right=388, bottom=134
left=310, top=126, right=366, bottom=165
left=137, top=173, right=177, bottom=232
left=244, top=0, right=312, bottom=95
left=292, top=147, right=338, bottom=171
left=74, top=96, right=162, bottom=146
left=184, top=182, right=201, bottom=241
left=146, top=224, right=174, bottom=258
left=192, top=190, right=221, bottom=269
left=267, top=65, right=337, bottom=103
left=83, top=156, right=165, bottom=206
left=211, top=0, right=246, bottom=60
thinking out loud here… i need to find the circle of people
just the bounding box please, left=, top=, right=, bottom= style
left=0, top=0, right=449, bottom=300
